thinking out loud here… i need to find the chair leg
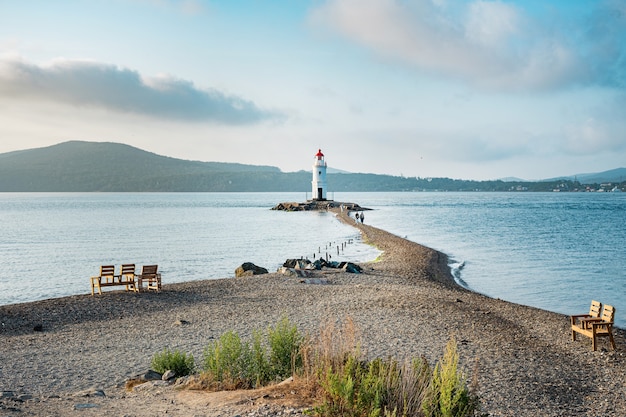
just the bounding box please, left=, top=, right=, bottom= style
left=592, top=328, right=597, bottom=351
left=91, top=278, right=101, bottom=296
left=609, top=329, right=616, bottom=350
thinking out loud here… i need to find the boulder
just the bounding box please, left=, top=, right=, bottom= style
left=162, top=370, right=176, bottom=381
left=235, top=262, right=268, bottom=277
left=271, top=202, right=302, bottom=211
left=283, top=259, right=313, bottom=269
left=129, top=369, right=162, bottom=382
left=125, top=369, right=162, bottom=390
left=278, top=267, right=312, bottom=278
left=342, top=262, right=362, bottom=273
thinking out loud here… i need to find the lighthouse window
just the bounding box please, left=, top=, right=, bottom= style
left=318, top=171, right=321, bottom=175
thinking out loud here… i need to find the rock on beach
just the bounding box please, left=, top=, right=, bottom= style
left=0, top=207, right=625, bottom=416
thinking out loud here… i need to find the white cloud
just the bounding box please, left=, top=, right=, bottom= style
left=0, top=57, right=281, bottom=124
left=311, top=0, right=626, bottom=91
left=127, top=0, right=207, bottom=15
left=563, top=117, right=626, bottom=155
left=465, top=1, right=520, bottom=48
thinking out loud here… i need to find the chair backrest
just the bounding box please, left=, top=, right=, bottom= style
left=601, top=305, right=615, bottom=323
left=141, top=265, right=158, bottom=276
left=100, top=265, right=115, bottom=277
left=120, top=264, right=135, bottom=275
left=589, top=300, right=602, bottom=318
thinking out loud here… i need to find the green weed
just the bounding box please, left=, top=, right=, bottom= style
left=151, top=347, right=195, bottom=377
left=421, top=338, right=479, bottom=417
left=268, top=315, right=303, bottom=378
left=201, top=316, right=303, bottom=389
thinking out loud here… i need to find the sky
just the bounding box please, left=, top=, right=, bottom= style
left=0, top=0, right=625, bottom=180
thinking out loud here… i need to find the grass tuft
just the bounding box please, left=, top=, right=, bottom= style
left=201, top=316, right=303, bottom=389
left=151, top=347, right=195, bottom=377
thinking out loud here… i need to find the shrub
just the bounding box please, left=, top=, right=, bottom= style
left=249, top=329, right=272, bottom=386
left=203, top=330, right=251, bottom=388
left=268, top=315, right=303, bottom=378
left=384, top=356, right=432, bottom=417
left=151, top=347, right=195, bottom=377
left=306, top=319, right=479, bottom=417
left=315, top=354, right=389, bottom=417
left=422, top=338, right=479, bottom=417
left=201, top=317, right=303, bottom=389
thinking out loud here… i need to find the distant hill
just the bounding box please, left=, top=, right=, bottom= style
left=543, top=168, right=626, bottom=184
left=0, top=141, right=623, bottom=192
left=0, top=141, right=282, bottom=192
left=327, top=167, right=352, bottom=174
left=498, top=177, right=527, bottom=182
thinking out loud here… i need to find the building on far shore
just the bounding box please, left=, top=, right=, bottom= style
left=311, top=149, right=328, bottom=201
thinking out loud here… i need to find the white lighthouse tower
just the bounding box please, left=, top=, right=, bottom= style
left=311, top=149, right=328, bottom=201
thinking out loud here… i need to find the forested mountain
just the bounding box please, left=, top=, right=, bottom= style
left=544, top=167, right=626, bottom=184
left=0, top=141, right=623, bottom=192
left=0, top=141, right=281, bottom=191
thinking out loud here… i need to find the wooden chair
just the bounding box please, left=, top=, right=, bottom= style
left=138, top=265, right=162, bottom=292
left=90, top=265, right=115, bottom=295
left=119, top=263, right=138, bottom=293
left=570, top=300, right=602, bottom=330
left=572, top=304, right=616, bottom=351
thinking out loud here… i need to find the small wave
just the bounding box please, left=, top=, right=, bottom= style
left=449, top=260, right=469, bottom=288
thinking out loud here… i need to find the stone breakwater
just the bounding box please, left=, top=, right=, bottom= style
left=271, top=200, right=370, bottom=212
left=0, top=207, right=625, bottom=416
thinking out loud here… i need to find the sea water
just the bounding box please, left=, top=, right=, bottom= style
left=0, top=192, right=624, bottom=328
left=334, top=191, right=626, bottom=329
left=0, top=192, right=379, bottom=305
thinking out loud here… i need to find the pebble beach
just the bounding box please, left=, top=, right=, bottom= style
left=1, top=208, right=625, bottom=416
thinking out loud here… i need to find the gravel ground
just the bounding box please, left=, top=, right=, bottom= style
left=1, top=209, right=624, bottom=416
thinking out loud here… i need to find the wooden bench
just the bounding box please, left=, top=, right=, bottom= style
left=90, top=264, right=138, bottom=295
left=137, top=264, right=162, bottom=292
left=571, top=303, right=616, bottom=351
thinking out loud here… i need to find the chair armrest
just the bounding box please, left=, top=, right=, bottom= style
left=580, top=317, right=603, bottom=323
left=590, top=321, right=613, bottom=328
left=570, top=314, right=592, bottom=319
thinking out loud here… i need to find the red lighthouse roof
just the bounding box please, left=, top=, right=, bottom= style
left=315, top=149, right=324, bottom=157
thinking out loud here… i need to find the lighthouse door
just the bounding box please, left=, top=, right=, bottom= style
left=317, top=188, right=323, bottom=200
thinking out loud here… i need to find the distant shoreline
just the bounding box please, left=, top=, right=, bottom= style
left=1, top=141, right=624, bottom=192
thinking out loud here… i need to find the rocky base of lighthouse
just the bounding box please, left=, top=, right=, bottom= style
left=271, top=200, right=370, bottom=211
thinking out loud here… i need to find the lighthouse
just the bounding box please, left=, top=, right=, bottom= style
left=311, top=149, right=328, bottom=201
